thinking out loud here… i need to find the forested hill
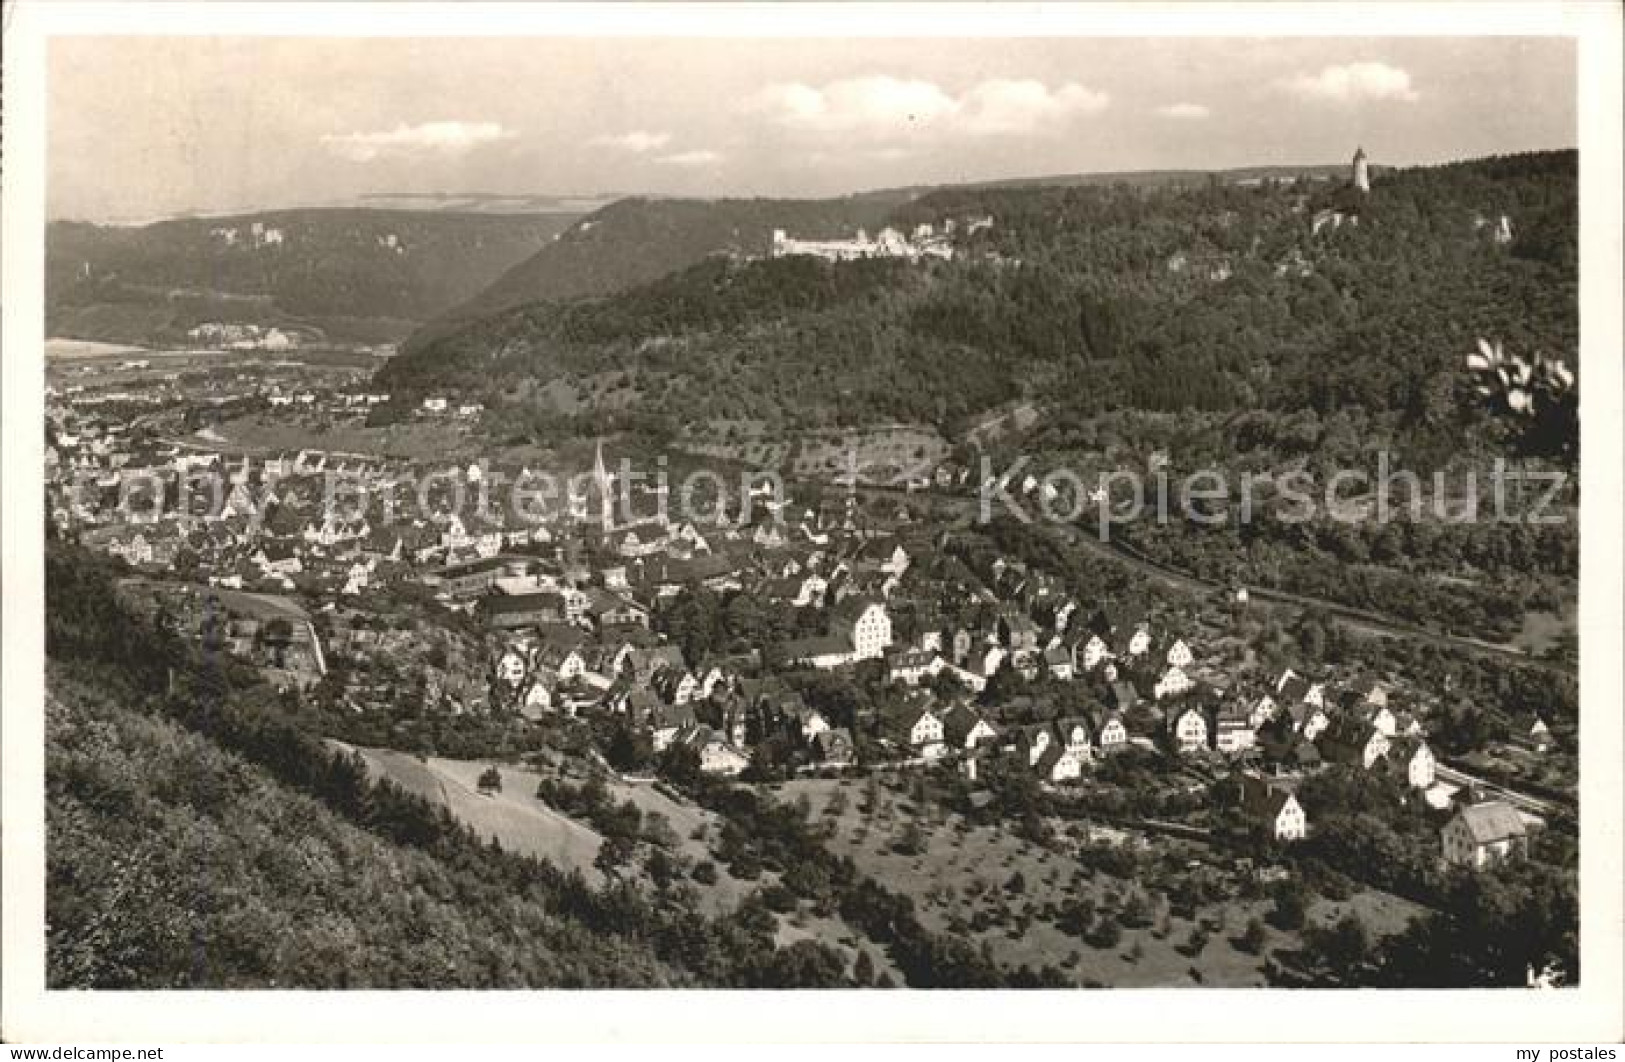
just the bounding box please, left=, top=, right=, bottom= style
left=46, top=209, right=579, bottom=347
left=418, top=191, right=924, bottom=334
left=412, top=167, right=1358, bottom=337
left=378, top=150, right=1575, bottom=458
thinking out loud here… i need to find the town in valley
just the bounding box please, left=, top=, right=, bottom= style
left=41, top=36, right=1582, bottom=992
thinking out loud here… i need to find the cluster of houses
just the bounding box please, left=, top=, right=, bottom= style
left=267, top=387, right=391, bottom=411
left=49, top=369, right=1556, bottom=876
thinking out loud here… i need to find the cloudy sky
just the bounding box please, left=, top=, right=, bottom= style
left=49, top=36, right=1575, bottom=221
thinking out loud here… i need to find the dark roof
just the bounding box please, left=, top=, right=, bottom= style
left=439, top=556, right=513, bottom=578
left=483, top=592, right=566, bottom=616
left=780, top=635, right=851, bottom=660
left=830, top=595, right=885, bottom=623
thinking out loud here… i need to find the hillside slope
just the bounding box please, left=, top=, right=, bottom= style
left=47, top=669, right=689, bottom=988
left=46, top=209, right=579, bottom=347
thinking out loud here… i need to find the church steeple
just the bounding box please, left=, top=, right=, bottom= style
left=593, top=439, right=614, bottom=531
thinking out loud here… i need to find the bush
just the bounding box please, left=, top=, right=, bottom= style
left=1269, top=884, right=1308, bottom=931
left=691, top=860, right=719, bottom=885
left=1236, top=916, right=1268, bottom=955
left=1085, top=916, right=1122, bottom=949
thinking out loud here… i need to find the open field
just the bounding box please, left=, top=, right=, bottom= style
left=339, top=744, right=775, bottom=915
left=337, top=744, right=607, bottom=882
left=45, top=337, right=153, bottom=359
left=774, top=776, right=1424, bottom=987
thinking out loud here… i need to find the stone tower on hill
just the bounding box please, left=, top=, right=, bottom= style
left=1353, top=146, right=1371, bottom=194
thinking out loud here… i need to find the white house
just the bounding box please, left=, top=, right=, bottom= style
left=1053, top=718, right=1094, bottom=762
left=907, top=708, right=945, bottom=758
left=1035, top=743, right=1084, bottom=783
left=1242, top=774, right=1308, bottom=842
left=1400, top=740, right=1437, bottom=790
left=1077, top=634, right=1111, bottom=671
left=1170, top=706, right=1209, bottom=754
left=832, top=598, right=893, bottom=660
left=1442, top=801, right=1530, bottom=869
left=1096, top=712, right=1129, bottom=753
left=1262, top=791, right=1308, bottom=842
left=1165, top=638, right=1194, bottom=668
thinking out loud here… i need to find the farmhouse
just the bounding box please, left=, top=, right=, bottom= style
left=1442, top=801, right=1531, bottom=869
left=1240, top=773, right=1309, bottom=842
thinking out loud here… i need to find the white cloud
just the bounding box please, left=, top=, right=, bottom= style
left=321, top=121, right=517, bottom=162
left=1155, top=102, right=1212, bottom=120
left=1282, top=62, right=1419, bottom=103
left=746, top=75, right=1108, bottom=137
left=590, top=130, right=672, bottom=153
left=654, top=149, right=723, bottom=167
left=960, top=79, right=1110, bottom=134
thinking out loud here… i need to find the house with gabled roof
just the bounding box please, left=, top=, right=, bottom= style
left=1239, top=772, right=1309, bottom=842
left=1168, top=704, right=1210, bottom=754
left=650, top=703, right=700, bottom=752
left=830, top=596, right=892, bottom=660
left=1095, top=709, right=1129, bottom=753
left=1509, top=712, right=1556, bottom=753
left=812, top=727, right=856, bottom=767
left=997, top=610, right=1041, bottom=653
left=1319, top=717, right=1389, bottom=771
left=885, top=648, right=942, bottom=686
left=1076, top=633, right=1112, bottom=672
left=1386, top=736, right=1437, bottom=790
left=1043, top=642, right=1075, bottom=681
left=1052, top=717, right=1094, bottom=762
left=903, top=705, right=945, bottom=759
left=1287, top=699, right=1333, bottom=742
left=628, top=644, right=687, bottom=682
left=1277, top=672, right=1310, bottom=705
left=653, top=668, right=701, bottom=706
left=1034, top=741, right=1084, bottom=783
left=1442, top=801, right=1531, bottom=868
left=677, top=725, right=749, bottom=776
left=940, top=704, right=999, bottom=750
